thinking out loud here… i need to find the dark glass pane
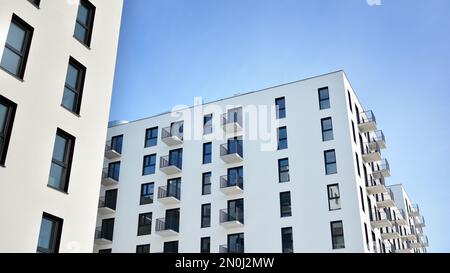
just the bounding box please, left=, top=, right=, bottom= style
left=62, top=87, right=77, bottom=111
left=326, top=163, right=337, bottom=175
left=65, top=64, right=79, bottom=89
left=325, top=151, right=336, bottom=163
left=52, top=135, right=67, bottom=162
left=6, top=22, right=26, bottom=51
left=37, top=218, right=55, bottom=251
left=77, top=4, right=90, bottom=25
left=0, top=103, right=8, bottom=132
left=0, top=47, right=21, bottom=75
left=74, top=23, right=87, bottom=43
left=48, top=163, right=64, bottom=189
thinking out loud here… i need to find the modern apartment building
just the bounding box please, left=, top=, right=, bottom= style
left=94, top=70, right=428, bottom=253
left=0, top=0, right=123, bottom=253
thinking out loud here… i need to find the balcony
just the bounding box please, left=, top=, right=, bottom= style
left=358, top=110, right=377, bottom=133
left=395, top=247, right=413, bottom=254
left=376, top=188, right=396, bottom=208
left=98, top=196, right=116, bottom=215
left=372, top=159, right=391, bottom=180
left=101, top=168, right=119, bottom=186
left=161, top=126, right=183, bottom=146
left=219, top=209, right=244, bottom=228
left=362, top=142, right=382, bottom=163
left=104, top=141, right=121, bottom=159
left=220, top=143, right=243, bottom=163
left=219, top=245, right=228, bottom=254
left=420, top=236, right=429, bottom=247
left=370, top=209, right=393, bottom=229
left=155, top=218, right=179, bottom=237
left=366, top=176, right=388, bottom=195
left=159, top=156, right=182, bottom=175
left=221, top=113, right=243, bottom=133
left=220, top=175, right=244, bottom=195
left=396, top=209, right=408, bottom=226
left=401, top=233, right=417, bottom=242
left=414, top=215, right=426, bottom=228
left=410, top=239, right=422, bottom=249
left=369, top=130, right=387, bottom=150
left=381, top=227, right=401, bottom=240
left=94, top=227, right=113, bottom=245
left=157, top=186, right=181, bottom=205
left=410, top=204, right=420, bottom=217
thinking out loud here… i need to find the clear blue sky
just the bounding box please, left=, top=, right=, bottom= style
left=111, top=0, right=450, bottom=252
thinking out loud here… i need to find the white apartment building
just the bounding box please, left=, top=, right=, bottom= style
left=95, top=70, right=428, bottom=253
left=0, top=0, right=123, bottom=253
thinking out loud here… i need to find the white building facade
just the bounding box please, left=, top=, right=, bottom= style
left=0, top=0, right=123, bottom=253
left=95, top=71, right=428, bottom=253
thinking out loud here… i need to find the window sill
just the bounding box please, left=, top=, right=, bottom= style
left=47, top=185, right=69, bottom=195
left=0, top=66, right=25, bottom=82
left=73, top=36, right=91, bottom=50
left=60, top=105, right=81, bottom=118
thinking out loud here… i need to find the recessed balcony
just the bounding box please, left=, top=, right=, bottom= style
left=372, top=159, right=391, bottom=180
left=157, top=186, right=181, bottom=205
left=370, top=209, right=393, bottom=229
left=159, top=155, right=182, bottom=175
left=358, top=110, right=377, bottom=133
left=362, top=142, right=382, bottom=163
left=369, top=130, right=387, bottom=150
left=420, top=236, right=429, bottom=247
left=410, top=241, right=422, bottom=249
left=104, top=141, right=121, bottom=159
left=221, top=113, right=243, bottom=133
left=401, top=233, right=417, bottom=241
left=161, top=126, right=183, bottom=146
left=94, top=227, right=113, bottom=245
left=410, top=204, right=420, bottom=217
left=366, top=176, right=388, bottom=195
left=414, top=215, right=426, bottom=228
left=219, top=209, right=244, bottom=228
left=220, top=143, right=243, bottom=164
left=155, top=218, right=179, bottom=237
left=98, top=196, right=116, bottom=215
left=220, top=175, right=244, bottom=195
left=101, top=168, right=119, bottom=186
left=376, top=189, right=396, bottom=208
left=381, top=229, right=401, bottom=240
left=396, top=209, right=408, bottom=226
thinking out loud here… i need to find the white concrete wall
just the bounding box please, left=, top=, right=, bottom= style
left=98, top=71, right=380, bottom=253
left=0, top=0, right=123, bottom=252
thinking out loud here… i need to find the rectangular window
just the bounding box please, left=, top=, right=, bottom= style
left=201, top=204, right=211, bottom=228
left=74, top=0, right=96, bottom=46
left=278, top=158, right=290, bottom=183
left=228, top=233, right=244, bottom=253
left=0, top=95, right=17, bottom=166
left=100, top=218, right=114, bottom=241
left=201, top=237, right=211, bottom=253
left=318, top=87, right=330, bottom=110
left=107, top=161, right=120, bottom=181
left=110, top=135, right=123, bottom=154
left=142, top=154, right=156, bottom=175
left=364, top=223, right=369, bottom=250
left=169, top=148, right=183, bottom=169
left=137, top=213, right=152, bottom=236
left=28, top=0, right=41, bottom=7
left=203, top=114, right=213, bottom=135
left=227, top=166, right=244, bottom=189
left=98, top=249, right=112, bottom=254
left=359, top=186, right=365, bottom=212
left=136, top=244, right=150, bottom=254
left=347, top=91, right=353, bottom=113
left=280, top=192, right=292, bottom=217
left=275, top=97, right=286, bottom=119
left=37, top=213, right=63, bottom=253
left=327, top=184, right=341, bottom=211
left=330, top=221, right=345, bottom=249
left=355, top=105, right=361, bottom=124
left=0, top=15, right=34, bottom=79
left=324, top=150, right=337, bottom=175
left=321, top=117, right=334, bottom=141
left=351, top=121, right=357, bottom=144
left=202, top=172, right=212, bottom=195
left=140, top=183, right=154, bottom=205
left=61, top=57, right=86, bottom=114
left=48, top=129, right=75, bottom=192
left=355, top=153, right=361, bottom=177
left=281, top=227, right=293, bottom=253
left=277, top=126, right=288, bottom=150
left=145, top=127, right=158, bottom=148
left=203, top=142, right=212, bottom=164
left=163, top=241, right=178, bottom=253
left=103, top=189, right=117, bottom=210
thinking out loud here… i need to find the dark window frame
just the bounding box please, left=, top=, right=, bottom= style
left=277, top=126, right=288, bottom=150
left=1, top=14, right=34, bottom=79
left=359, top=186, right=365, bottom=213
left=137, top=212, right=152, bottom=236
left=327, top=184, right=341, bottom=211
left=278, top=158, right=290, bottom=183
left=318, top=87, right=330, bottom=110
left=201, top=203, right=211, bottom=228
left=144, top=127, right=158, bottom=148
left=347, top=90, right=353, bottom=113
left=0, top=95, right=17, bottom=166
left=140, top=182, right=154, bottom=205
left=275, top=97, right=286, bottom=119
left=48, top=129, right=75, bottom=193
left=200, top=237, right=211, bottom=253
left=74, top=0, right=96, bottom=47
left=330, top=221, right=345, bottom=250
left=142, top=154, right=156, bottom=176
left=202, top=142, right=212, bottom=164
left=281, top=227, right=294, bottom=253
left=37, top=212, right=63, bottom=253
left=324, top=149, right=337, bottom=175
left=280, top=191, right=292, bottom=217
left=28, top=0, right=41, bottom=8
left=355, top=152, right=361, bottom=177
left=351, top=120, right=357, bottom=143
left=136, top=244, right=150, bottom=253
left=203, top=114, right=213, bottom=135
left=61, top=57, right=86, bottom=115
left=321, top=117, right=334, bottom=141
left=163, top=241, right=179, bottom=253
left=202, top=172, right=212, bottom=195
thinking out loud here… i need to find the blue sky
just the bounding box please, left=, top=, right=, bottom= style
left=111, top=0, right=450, bottom=252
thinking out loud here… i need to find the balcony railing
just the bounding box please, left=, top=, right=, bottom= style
left=372, top=159, right=391, bottom=180
left=410, top=204, right=420, bottom=217
left=414, top=215, right=426, bottom=228
left=98, top=196, right=116, bottom=215
left=94, top=227, right=113, bottom=244
left=101, top=167, right=119, bottom=186
left=369, top=130, right=387, bottom=149
left=370, top=209, right=393, bottom=229
left=105, top=140, right=121, bottom=159
left=221, top=112, right=243, bottom=133
left=161, top=126, right=183, bottom=146
left=157, top=185, right=181, bottom=205
left=220, top=175, right=244, bottom=195
left=358, top=110, right=377, bottom=132
left=362, top=142, right=382, bottom=163
left=396, top=209, right=408, bottom=226
left=219, top=208, right=244, bottom=228
left=155, top=217, right=179, bottom=237
left=159, top=155, right=182, bottom=175
left=376, top=188, right=396, bottom=208
left=220, top=143, right=243, bottom=163
left=366, top=175, right=387, bottom=195
left=380, top=223, right=401, bottom=240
